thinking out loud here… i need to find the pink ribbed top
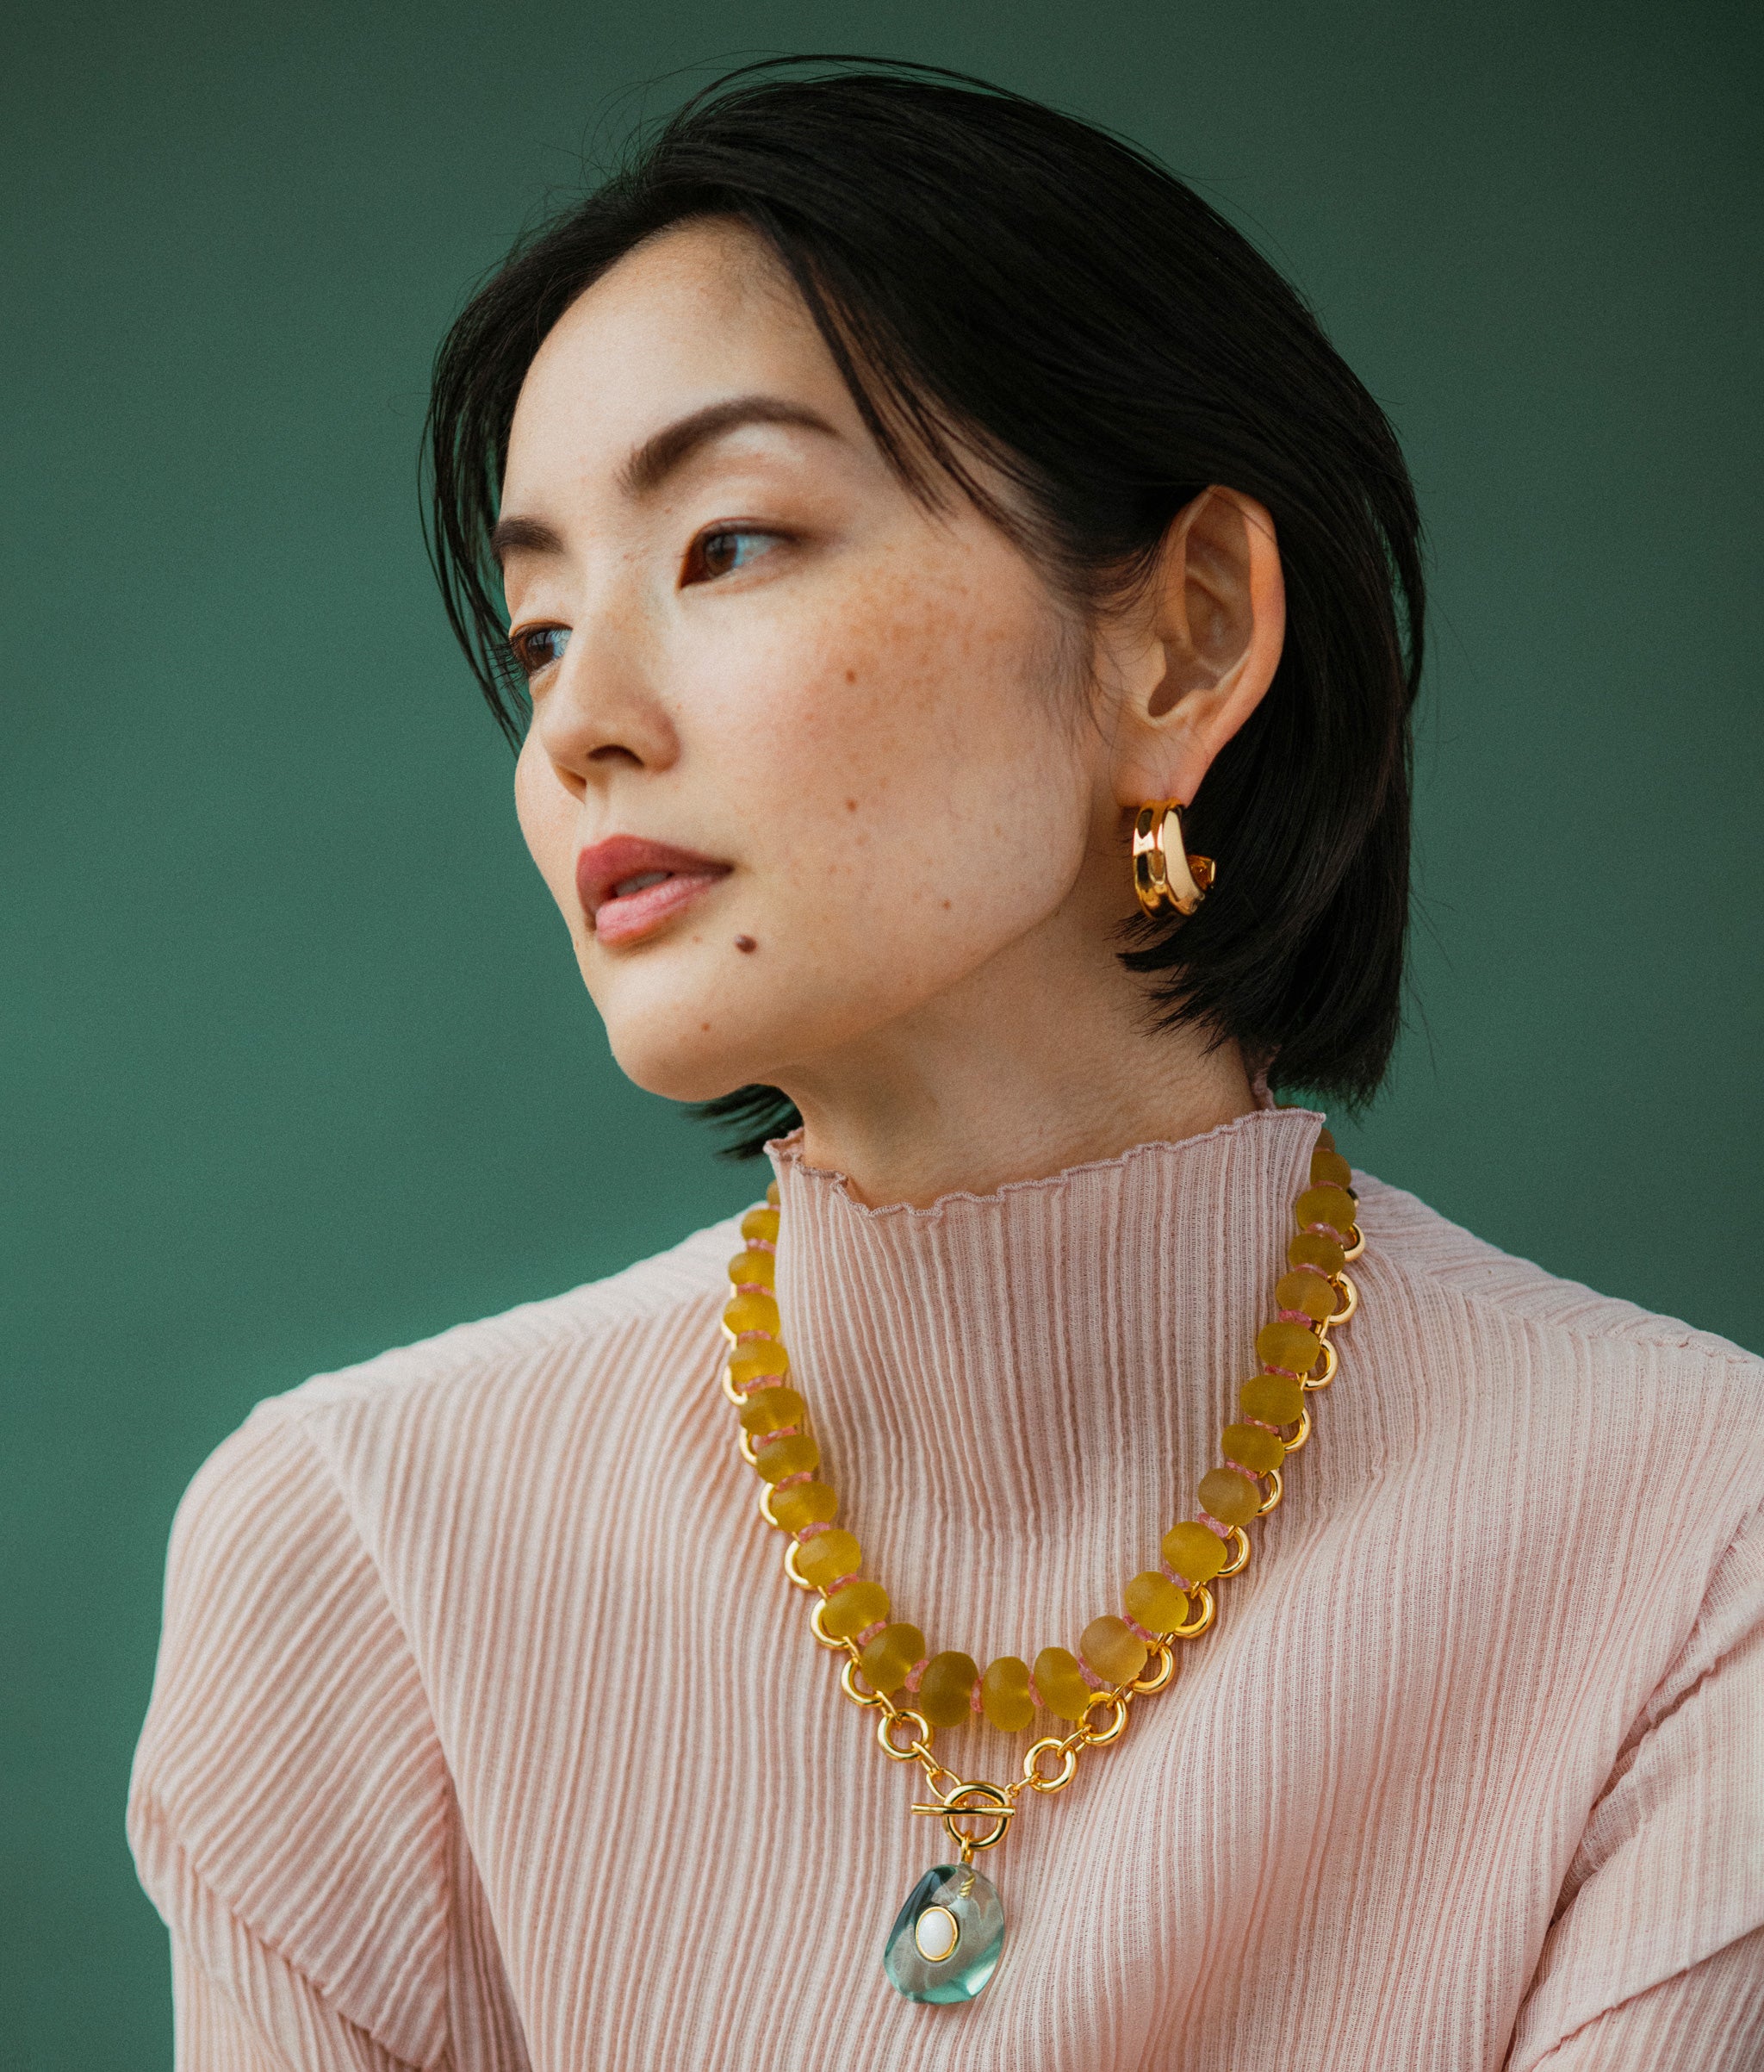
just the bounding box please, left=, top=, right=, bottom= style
left=129, top=1108, right=1764, bottom=2069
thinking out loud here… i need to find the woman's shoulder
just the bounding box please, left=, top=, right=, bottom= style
left=130, top=1209, right=746, bottom=2043
left=1354, top=1167, right=1761, bottom=1375
left=283, top=1206, right=744, bottom=1429
left=146, top=1207, right=745, bottom=1697
left=197, top=1208, right=743, bottom=1504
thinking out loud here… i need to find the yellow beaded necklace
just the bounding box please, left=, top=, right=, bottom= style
left=719, top=1125, right=1362, bottom=2004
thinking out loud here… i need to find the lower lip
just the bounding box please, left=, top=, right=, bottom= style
left=592, top=870, right=728, bottom=947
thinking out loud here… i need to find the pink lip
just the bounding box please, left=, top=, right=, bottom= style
left=576, top=835, right=732, bottom=947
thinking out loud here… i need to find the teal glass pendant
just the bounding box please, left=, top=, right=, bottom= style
left=882, top=1862, right=1006, bottom=2003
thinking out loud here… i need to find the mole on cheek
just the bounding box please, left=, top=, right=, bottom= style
left=845, top=799, right=858, bottom=813
left=844, top=669, right=856, bottom=684
left=735, top=935, right=758, bottom=954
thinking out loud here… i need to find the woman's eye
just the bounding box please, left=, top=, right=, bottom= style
left=510, top=625, right=570, bottom=677
left=685, top=528, right=783, bottom=584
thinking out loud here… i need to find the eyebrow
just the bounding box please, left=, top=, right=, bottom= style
left=488, top=395, right=841, bottom=569
left=618, top=395, right=842, bottom=497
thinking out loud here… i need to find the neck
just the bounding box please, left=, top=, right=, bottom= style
left=777, top=937, right=1257, bottom=1208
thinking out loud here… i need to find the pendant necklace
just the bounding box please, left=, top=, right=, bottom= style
left=718, top=1123, right=1363, bottom=2004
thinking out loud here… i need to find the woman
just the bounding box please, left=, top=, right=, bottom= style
left=128, top=61, right=1763, bottom=2070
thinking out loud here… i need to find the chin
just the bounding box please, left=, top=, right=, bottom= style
left=601, top=1005, right=783, bottom=1108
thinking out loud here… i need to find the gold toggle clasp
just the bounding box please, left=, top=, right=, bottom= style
left=910, top=1778, right=1017, bottom=1861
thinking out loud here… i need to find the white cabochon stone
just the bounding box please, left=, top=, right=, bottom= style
left=913, top=1905, right=960, bottom=1963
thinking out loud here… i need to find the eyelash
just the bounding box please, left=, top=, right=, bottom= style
left=507, top=625, right=569, bottom=680
left=506, top=526, right=791, bottom=680
left=682, top=524, right=789, bottom=585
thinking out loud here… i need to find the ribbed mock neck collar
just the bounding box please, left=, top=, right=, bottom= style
left=762, top=1107, right=1326, bottom=1669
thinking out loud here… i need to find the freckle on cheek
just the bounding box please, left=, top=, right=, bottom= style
left=844, top=669, right=856, bottom=684
left=735, top=935, right=757, bottom=954
left=845, top=799, right=858, bottom=813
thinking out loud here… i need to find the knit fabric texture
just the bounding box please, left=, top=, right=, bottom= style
left=128, top=1106, right=1764, bottom=2069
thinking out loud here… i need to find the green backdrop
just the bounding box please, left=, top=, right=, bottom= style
left=3, top=2, right=1759, bottom=2062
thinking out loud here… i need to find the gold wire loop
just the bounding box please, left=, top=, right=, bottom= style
left=1217, top=1527, right=1252, bottom=1578
left=1303, top=1341, right=1339, bottom=1391
left=1022, top=1737, right=1080, bottom=1794
left=1282, top=1402, right=1312, bottom=1454
left=1257, top=1466, right=1283, bottom=1515
left=782, top=1540, right=817, bottom=1592
left=1078, top=1691, right=1129, bottom=1746
left=840, top=1656, right=885, bottom=1709
left=1330, top=1272, right=1359, bottom=1324
left=1130, top=1640, right=1176, bottom=1692
left=721, top=1363, right=749, bottom=1407
left=757, top=1483, right=786, bottom=1529
left=809, top=1598, right=848, bottom=1651
left=877, top=1708, right=932, bottom=1761
left=736, top=1426, right=764, bottom=1468
left=1171, top=1584, right=1216, bottom=1640
left=1343, top=1224, right=1365, bottom=1262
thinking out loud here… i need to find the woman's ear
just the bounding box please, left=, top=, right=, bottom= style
left=1103, top=487, right=1285, bottom=810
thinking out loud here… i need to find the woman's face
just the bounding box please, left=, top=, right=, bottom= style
left=502, top=218, right=1125, bottom=1110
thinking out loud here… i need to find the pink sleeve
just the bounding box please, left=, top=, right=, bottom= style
left=1522, top=1926, right=1764, bottom=2069
left=128, top=1401, right=527, bottom=2070
left=1508, top=1506, right=1764, bottom=2069
left=169, top=1925, right=416, bottom=2072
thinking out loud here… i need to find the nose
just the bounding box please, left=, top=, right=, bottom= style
left=525, top=603, right=680, bottom=795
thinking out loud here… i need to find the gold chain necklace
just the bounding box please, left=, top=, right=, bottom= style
left=718, top=1125, right=1361, bottom=2004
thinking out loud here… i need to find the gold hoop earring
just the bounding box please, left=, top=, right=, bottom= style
left=1133, top=801, right=1215, bottom=919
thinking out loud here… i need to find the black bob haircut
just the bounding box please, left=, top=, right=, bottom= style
left=426, top=58, right=1423, bottom=1154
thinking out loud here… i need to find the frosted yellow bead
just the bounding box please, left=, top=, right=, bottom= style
left=822, top=1580, right=889, bottom=1639
left=793, top=1528, right=861, bottom=1590
left=740, top=1206, right=780, bottom=1244
left=768, top=1481, right=837, bottom=1532
left=1240, top=1372, right=1305, bottom=1425
left=1257, top=1320, right=1321, bottom=1376
left=1287, top=1230, right=1345, bottom=1276
left=918, top=1651, right=980, bottom=1727
left=1276, top=1270, right=1335, bottom=1322
left=1162, top=1520, right=1228, bottom=1585
left=1222, top=1422, right=1285, bottom=1475
left=1033, top=1646, right=1091, bottom=1723
left=860, top=1623, right=926, bottom=1694
left=727, top=1248, right=776, bottom=1290
left=1314, top=1125, right=1336, bottom=1153
left=1295, top=1184, right=1357, bottom=1236
left=755, top=1432, right=820, bottom=1484
left=1310, top=1147, right=1354, bottom=1192
left=1198, top=1465, right=1259, bottom=1528
left=736, top=1385, right=804, bottom=1437
left=1081, top=1615, right=1147, bottom=1685
left=1124, top=1570, right=1189, bottom=1633
left=724, top=1291, right=780, bottom=1339
left=980, top=1656, right=1034, bottom=1732
left=728, top=1341, right=788, bottom=1388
